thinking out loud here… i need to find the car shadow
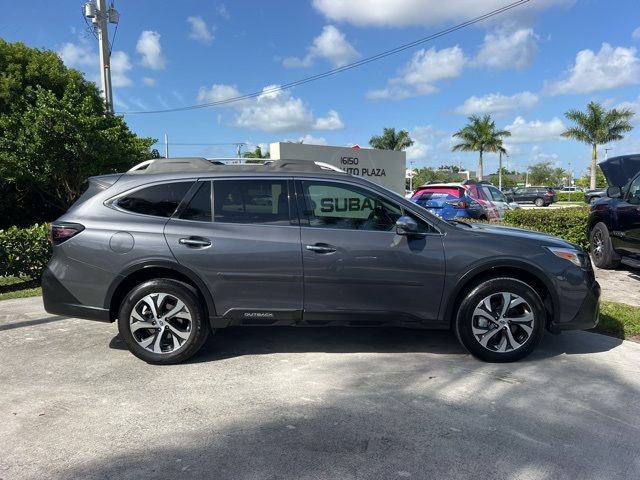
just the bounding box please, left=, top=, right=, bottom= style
left=107, top=326, right=625, bottom=363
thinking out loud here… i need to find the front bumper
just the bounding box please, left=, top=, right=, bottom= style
left=42, top=267, right=110, bottom=322
left=548, top=280, right=601, bottom=333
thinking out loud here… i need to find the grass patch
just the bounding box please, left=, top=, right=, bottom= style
left=0, top=276, right=41, bottom=301
left=0, top=286, right=42, bottom=301
left=593, top=301, right=640, bottom=342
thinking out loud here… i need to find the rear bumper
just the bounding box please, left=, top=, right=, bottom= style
left=42, top=267, right=110, bottom=322
left=548, top=281, right=601, bottom=333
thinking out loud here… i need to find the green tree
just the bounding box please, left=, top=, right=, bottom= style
left=438, top=164, right=461, bottom=173
left=451, top=114, right=510, bottom=180
left=527, top=161, right=556, bottom=186
left=242, top=145, right=270, bottom=163
left=0, top=39, right=156, bottom=227
left=562, top=101, right=634, bottom=190
left=369, top=127, right=414, bottom=151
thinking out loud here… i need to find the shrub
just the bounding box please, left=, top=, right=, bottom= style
left=503, top=207, right=589, bottom=250
left=555, top=191, right=586, bottom=202
left=0, top=224, right=51, bottom=278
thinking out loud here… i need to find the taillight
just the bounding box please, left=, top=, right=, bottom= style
left=544, top=191, right=554, bottom=196
left=447, top=201, right=469, bottom=209
left=50, top=223, right=85, bottom=245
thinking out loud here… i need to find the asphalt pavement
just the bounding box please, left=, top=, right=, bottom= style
left=1, top=296, right=639, bottom=480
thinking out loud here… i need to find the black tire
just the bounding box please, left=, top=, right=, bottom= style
left=534, top=197, right=544, bottom=207
left=590, top=222, right=620, bottom=269
left=454, top=277, right=545, bottom=362
left=117, top=279, right=210, bottom=364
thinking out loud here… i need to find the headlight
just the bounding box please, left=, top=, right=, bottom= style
left=545, top=246, right=590, bottom=268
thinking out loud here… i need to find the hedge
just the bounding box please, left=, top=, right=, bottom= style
left=555, top=191, right=586, bottom=202
left=0, top=224, right=51, bottom=278
left=503, top=207, right=589, bottom=250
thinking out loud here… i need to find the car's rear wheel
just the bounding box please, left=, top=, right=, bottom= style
left=118, top=279, right=210, bottom=364
left=534, top=197, right=544, bottom=207
left=590, top=222, right=620, bottom=269
left=455, top=278, right=545, bottom=362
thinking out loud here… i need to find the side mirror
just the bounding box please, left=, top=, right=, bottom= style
left=396, top=215, right=418, bottom=235
left=606, top=186, right=621, bottom=198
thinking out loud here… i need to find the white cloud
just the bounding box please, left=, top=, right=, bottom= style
left=545, top=43, right=640, bottom=95
left=283, top=25, right=360, bottom=68
left=455, top=91, right=538, bottom=115
left=142, top=77, right=157, bottom=87
left=312, top=0, right=573, bottom=27
left=57, top=42, right=97, bottom=68
left=504, top=116, right=566, bottom=143
left=197, top=84, right=243, bottom=104
left=199, top=84, right=345, bottom=133
left=137, top=31, right=166, bottom=70
left=187, top=16, right=214, bottom=45
left=298, top=134, right=328, bottom=145
left=367, top=46, right=465, bottom=100
left=57, top=43, right=132, bottom=87
left=633, top=27, right=640, bottom=40
left=474, top=27, right=539, bottom=70
left=110, top=51, right=132, bottom=87
left=217, top=4, right=231, bottom=20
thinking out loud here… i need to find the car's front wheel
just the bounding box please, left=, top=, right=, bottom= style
left=118, top=279, right=210, bottom=364
left=455, top=278, right=545, bottom=362
left=590, top=222, right=620, bottom=269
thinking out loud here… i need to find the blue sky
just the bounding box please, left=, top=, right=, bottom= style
left=3, top=0, right=640, bottom=176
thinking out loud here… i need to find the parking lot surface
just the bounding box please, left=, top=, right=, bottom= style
left=1, top=296, right=640, bottom=480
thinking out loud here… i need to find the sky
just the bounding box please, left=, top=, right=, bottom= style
left=3, top=0, right=640, bottom=176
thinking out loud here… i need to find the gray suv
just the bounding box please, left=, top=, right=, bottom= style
left=42, top=158, right=600, bottom=364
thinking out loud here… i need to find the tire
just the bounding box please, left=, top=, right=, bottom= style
left=534, top=197, right=544, bottom=207
left=590, top=222, right=620, bottom=269
left=454, top=277, right=545, bottom=362
left=117, top=279, right=210, bottom=364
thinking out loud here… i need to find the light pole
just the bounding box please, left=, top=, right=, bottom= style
left=409, top=160, right=415, bottom=192
left=498, top=150, right=507, bottom=191
left=84, top=0, right=120, bottom=113
left=605, top=148, right=612, bottom=160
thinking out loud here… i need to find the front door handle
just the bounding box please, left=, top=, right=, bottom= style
left=179, top=237, right=212, bottom=248
left=306, top=244, right=337, bottom=254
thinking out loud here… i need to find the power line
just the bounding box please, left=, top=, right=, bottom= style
left=121, top=0, right=529, bottom=115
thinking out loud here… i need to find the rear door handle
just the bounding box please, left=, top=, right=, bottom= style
left=179, top=237, right=212, bottom=248
left=306, top=244, right=337, bottom=254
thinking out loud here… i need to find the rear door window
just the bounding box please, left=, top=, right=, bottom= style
left=213, top=179, right=291, bottom=225
left=180, top=182, right=212, bottom=221
left=116, top=182, right=193, bottom=217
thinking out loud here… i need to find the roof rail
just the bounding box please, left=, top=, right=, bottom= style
left=126, top=157, right=347, bottom=174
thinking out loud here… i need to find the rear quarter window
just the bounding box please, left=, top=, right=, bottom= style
left=116, top=181, right=193, bottom=217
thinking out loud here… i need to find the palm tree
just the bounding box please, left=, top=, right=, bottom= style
left=451, top=115, right=510, bottom=180
left=562, top=101, right=634, bottom=190
left=369, top=127, right=414, bottom=151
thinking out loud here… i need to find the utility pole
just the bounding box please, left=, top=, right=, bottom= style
left=84, top=1, right=119, bottom=114
left=409, top=160, right=415, bottom=192
left=164, top=133, right=169, bottom=158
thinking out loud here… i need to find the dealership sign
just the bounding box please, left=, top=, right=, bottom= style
left=270, top=142, right=406, bottom=194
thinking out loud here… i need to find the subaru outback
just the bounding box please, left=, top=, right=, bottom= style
left=42, top=158, right=600, bottom=364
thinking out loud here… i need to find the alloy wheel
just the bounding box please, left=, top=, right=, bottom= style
left=592, top=229, right=604, bottom=261
left=129, top=292, right=192, bottom=354
left=471, top=292, right=535, bottom=353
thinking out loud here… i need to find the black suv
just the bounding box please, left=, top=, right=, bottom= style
left=588, top=154, right=640, bottom=269
left=512, top=186, right=557, bottom=206
left=42, top=158, right=599, bottom=364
